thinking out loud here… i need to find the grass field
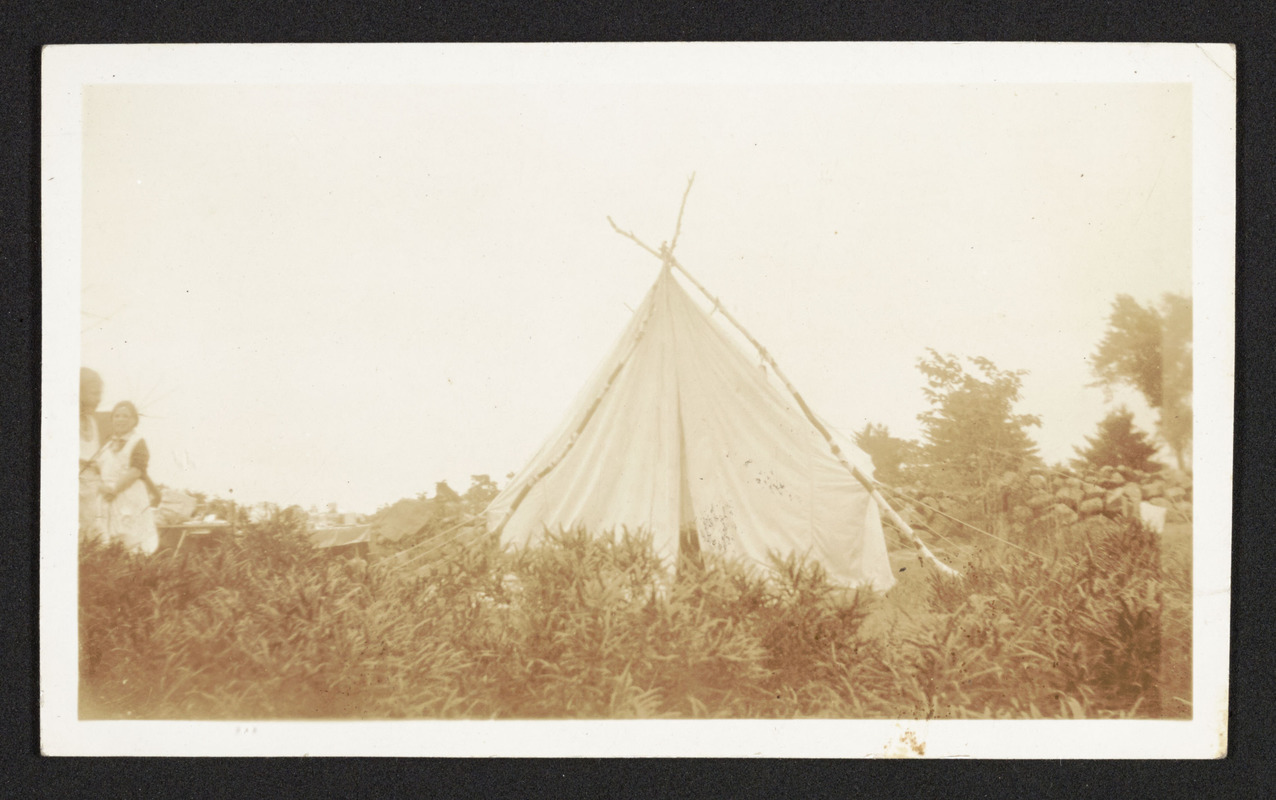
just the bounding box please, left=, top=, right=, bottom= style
left=79, top=514, right=1190, bottom=720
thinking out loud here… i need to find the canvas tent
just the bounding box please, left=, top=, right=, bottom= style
left=309, top=523, right=372, bottom=554
left=485, top=213, right=954, bottom=591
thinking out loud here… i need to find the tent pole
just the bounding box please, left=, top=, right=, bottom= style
left=668, top=253, right=959, bottom=577
left=489, top=294, right=660, bottom=538
left=607, top=214, right=959, bottom=578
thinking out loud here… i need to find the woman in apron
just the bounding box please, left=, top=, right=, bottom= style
left=97, top=401, right=159, bottom=554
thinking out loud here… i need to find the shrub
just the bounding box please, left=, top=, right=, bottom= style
left=78, top=515, right=1187, bottom=720
left=919, top=517, right=1175, bottom=718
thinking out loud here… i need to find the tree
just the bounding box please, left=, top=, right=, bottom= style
left=433, top=480, right=461, bottom=505
left=916, top=349, right=1042, bottom=488
left=1073, top=407, right=1162, bottom=472
left=279, top=504, right=311, bottom=533
left=462, top=474, right=500, bottom=514
left=205, top=495, right=250, bottom=526
left=853, top=423, right=920, bottom=485
left=1091, top=293, right=1192, bottom=470
left=1158, top=294, right=1193, bottom=470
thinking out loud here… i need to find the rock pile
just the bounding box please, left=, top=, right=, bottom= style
left=892, top=465, right=1192, bottom=532
left=1019, top=465, right=1192, bottom=527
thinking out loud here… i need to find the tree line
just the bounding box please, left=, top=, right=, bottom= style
left=182, top=292, right=1189, bottom=529
left=856, top=292, right=1192, bottom=487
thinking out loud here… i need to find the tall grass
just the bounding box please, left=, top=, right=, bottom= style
left=79, top=516, right=1189, bottom=720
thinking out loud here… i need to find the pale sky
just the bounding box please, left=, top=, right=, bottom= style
left=81, top=81, right=1192, bottom=513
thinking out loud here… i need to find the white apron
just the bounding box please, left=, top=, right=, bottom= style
left=97, top=431, right=159, bottom=554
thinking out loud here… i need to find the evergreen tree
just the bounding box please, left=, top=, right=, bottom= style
left=916, top=349, right=1041, bottom=488
left=1090, top=293, right=1192, bottom=470
left=1073, top=407, right=1161, bottom=472
left=853, top=423, right=920, bottom=485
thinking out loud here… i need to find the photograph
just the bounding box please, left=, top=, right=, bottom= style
left=41, top=43, right=1234, bottom=757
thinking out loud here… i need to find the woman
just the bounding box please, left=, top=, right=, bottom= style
left=79, top=368, right=105, bottom=539
left=96, top=401, right=159, bottom=554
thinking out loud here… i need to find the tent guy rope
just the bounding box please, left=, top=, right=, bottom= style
left=377, top=513, right=485, bottom=573
left=877, top=485, right=1051, bottom=564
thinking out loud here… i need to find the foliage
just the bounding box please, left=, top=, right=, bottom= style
left=375, top=476, right=500, bottom=556
left=1090, top=293, right=1192, bottom=470
left=182, top=491, right=250, bottom=525
left=1091, top=295, right=1164, bottom=404
left=916, top=349, right=1041, bottom=490
left=1158, top=294, right=1193, bottom=470
left=461, top=474, right=500, bottom=515
left=432, top=480, right=461, bottom=505
left=1073, top=407, right=1162, bottom=473
left=80, top=514, right=1189, bottom=721
left=279, top=504, right=311, bottom=530
left=853, top=423, right=921, bottom=484
left=921, top=517, right=1183, bottom=718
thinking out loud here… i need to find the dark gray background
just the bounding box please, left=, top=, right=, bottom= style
left=3, top=1, right=1271, bottom=796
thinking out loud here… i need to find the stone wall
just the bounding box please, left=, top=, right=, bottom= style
left=890, top=465, right=1192, bottom=533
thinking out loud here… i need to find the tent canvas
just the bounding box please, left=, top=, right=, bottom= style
left=486, top=261, right=898, bottom=591
left=309, top=524, right=372, bottom=550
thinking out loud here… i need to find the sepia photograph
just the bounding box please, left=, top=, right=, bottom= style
left=41, top=43, right=1234, bottom=757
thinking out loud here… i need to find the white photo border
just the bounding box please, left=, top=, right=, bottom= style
left=41, top=42, right=1234, bottom=758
